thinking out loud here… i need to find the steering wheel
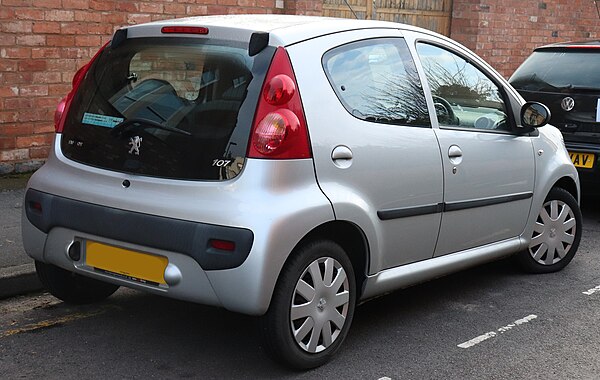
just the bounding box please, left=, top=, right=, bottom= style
left=432, top=95, right=459, bottom=125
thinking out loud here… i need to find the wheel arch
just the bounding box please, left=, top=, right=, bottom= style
left=290, top=220, right=370, bottom=300
left=552, top=176, right=579, bottom=203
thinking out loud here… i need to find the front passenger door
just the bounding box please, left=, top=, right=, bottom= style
left=415, top=42, right=535, bottom=256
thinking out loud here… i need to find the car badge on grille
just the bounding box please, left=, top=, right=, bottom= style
left=128, top=136, right=143, bottom=155
left=561, top=97, right=575, bottom=112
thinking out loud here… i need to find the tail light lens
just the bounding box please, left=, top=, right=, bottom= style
left=248, top=47, right=311, bottom=159
left=54, top=42, right=109, bottom=133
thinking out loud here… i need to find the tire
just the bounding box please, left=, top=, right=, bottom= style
left=515, top=187, right=582, bottom=273
left=35, top=261, right=119, bottom=304
left=259, top=240, right=356, bottom=370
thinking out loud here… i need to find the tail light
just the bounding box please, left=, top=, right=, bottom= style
left=54, top=42, right=109, bottom=133
left=247, top=47, right=311, bottom=159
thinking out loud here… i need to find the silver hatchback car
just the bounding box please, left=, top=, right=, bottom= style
left=23, top=15, right=581, bottom=369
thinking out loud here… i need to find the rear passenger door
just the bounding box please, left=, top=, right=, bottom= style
left=414, top=41, right=535, bottom=256
left=287, top=31, right=444, bottom=273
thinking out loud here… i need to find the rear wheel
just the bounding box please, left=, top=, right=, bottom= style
left=260, top=240, right=356, bottom=369
left=516, top=187, right=582, bottom=273
left=35, top=261, right=119, bottom=304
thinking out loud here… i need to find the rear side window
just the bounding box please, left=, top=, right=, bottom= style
left=323, top=38, right=431, bottom=127
left=510, top=50, right=600, bottom=91
left=61, top=37, right=270, bottom=181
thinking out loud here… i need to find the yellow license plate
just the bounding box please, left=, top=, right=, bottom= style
left=569, top=152, right=595, bottom=169
left=86, top=241, right=168, bottom=285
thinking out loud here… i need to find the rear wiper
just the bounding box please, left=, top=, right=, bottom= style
left=111, top=118, right=191, bottom=136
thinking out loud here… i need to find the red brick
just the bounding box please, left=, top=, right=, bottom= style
left=36, top=0, right=64, bottom=8
left=45, top=10, right=75, bottom=22
left=31, top=47, right=61, bottom=58
left=1, top=0, right=33, bottom=6
left=18, top=60, right=48, bottom=72
left=30, top=146, right=51, bottom=159
left=63, top=0, right=90, bottom=10
left=75, top=35, right=102, bottom=46
left=47, top=35, right=76, bottom=47
left=74, top=10, right=101, bottom=22
left=16, top=35, right=46, bottom=46
left=19, top=85, right=49, bottom=97
left=0, top=35, right=17, bottom=45
left=0, top=111, right=19, bottom=123
left=139, top=3, right=164, bottom=13
left=60, top=22, right=89, bottom=35
left=90, top=0, right=115, bottom=11
left=164, top=4, right=187, bottom=14
left=33, top=21, right=61, bottom=34
left=33, top=72, right=63, bottom=84
left=0, top=61, right=18, bottom=72
left=48, top=84, right=73, bottom=96
left=101, top=12, right=127, bottom=24
left=16, top=133, right=54, bottom=148
left=4, top=97, right=33, bottom=109
left=15, top=9, right=45, bottom=20
left=0, top=86, right=20, bottom=97
left=34, top=121, right=56, bottom=134
left=0, top=72, right=33, bottom=84
left=2, top=123, right=34, bottom=136
left=0, top=149, right=29, bottom=162
left=0, top=138, right=16, bottom=150
left=3, top=21, right=33, bottom=33
left=127, top=14, right=153, bottom=25
left=33, top=96, right=62, bottom=108
left=116, top=2, right=140, bottom=12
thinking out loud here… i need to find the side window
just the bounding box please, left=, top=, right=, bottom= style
left=323, top=38, right=431, bottom=127
left=416, top=43, right=511, bottom=131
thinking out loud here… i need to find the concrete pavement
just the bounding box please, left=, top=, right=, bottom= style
left=0, top=173, right=43, bottom=299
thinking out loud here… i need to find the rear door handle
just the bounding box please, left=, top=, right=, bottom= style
left=448, top=145, right=463, bottom=165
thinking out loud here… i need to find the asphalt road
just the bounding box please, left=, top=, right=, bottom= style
left=2, top=203, right=600, bottom=379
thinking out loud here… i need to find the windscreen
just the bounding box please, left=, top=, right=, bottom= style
left=510, top=50, right=600, bottom=91
left=61, top=37, right=269, bottom=180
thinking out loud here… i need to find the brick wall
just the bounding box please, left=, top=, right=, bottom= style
left=451, top=0, right=600, bottom=78
left=0, top=0, right=321, bottom=174
left=1, top=0, right=598, bottom=172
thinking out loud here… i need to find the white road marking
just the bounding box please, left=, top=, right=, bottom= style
left=457, top=314, right=538, bottom=349
left=378, top=377, right=392, bottom=380
left=583, top=285, right=600, bottom=295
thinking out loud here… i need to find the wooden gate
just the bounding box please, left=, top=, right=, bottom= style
left=322, top=0, right=453, bottom=36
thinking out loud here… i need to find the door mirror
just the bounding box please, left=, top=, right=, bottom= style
left=520, top=102, right=551, bottom=129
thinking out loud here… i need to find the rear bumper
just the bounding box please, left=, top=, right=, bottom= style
left=25, top=189, right=254, bottom=271
left=21, top=142, right=335, bottom=315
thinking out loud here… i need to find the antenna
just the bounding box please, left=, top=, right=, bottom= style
left=342, top=0, right=360, bottom=20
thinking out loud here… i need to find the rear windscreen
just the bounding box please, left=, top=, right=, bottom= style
left=61, top=37, right=271, bottom=180
left=510, top=50, right=600, bottom=91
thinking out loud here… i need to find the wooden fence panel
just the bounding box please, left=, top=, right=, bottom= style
left=322, top=0, right=453, bottom=36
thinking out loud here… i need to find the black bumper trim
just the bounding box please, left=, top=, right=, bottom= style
left=25, top=188, right=254, bottom=271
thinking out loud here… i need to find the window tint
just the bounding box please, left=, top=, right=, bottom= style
left=61, top=38, right=268, bottom=181
left=416, top=43, right=510, bottom=131
left=510, top=50, right=600, bottom=90
left=323, top=38, right=430, bottom=127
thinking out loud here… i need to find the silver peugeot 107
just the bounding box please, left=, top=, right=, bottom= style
left=22, top=15, right=581, bottom=369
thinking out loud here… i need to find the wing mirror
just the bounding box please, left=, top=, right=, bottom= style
left=520, top=102, right=551, bottom=129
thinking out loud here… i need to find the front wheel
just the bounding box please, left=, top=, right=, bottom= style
left=515, top=187, right=582, bottom=273
left=259, top=240, right=356, bottom=369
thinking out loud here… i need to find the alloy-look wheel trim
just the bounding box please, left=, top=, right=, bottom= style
left=290, top=257, right=350, bottom=353
left=528, top=199, right=577, bottom=265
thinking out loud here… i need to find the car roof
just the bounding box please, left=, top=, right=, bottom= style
left=535, top=40, right=600, bottom=51
left=124, top=14, right=441, bottom=47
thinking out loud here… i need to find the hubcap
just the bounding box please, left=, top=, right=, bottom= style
left=290, top=257, right=350, bottom=353
left=528, top=199, right=577, bottom=265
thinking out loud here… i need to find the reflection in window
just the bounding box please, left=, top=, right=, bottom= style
left=323, top=39, right=430, bottom=127
left=416, top=43, right=510, bottom=131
